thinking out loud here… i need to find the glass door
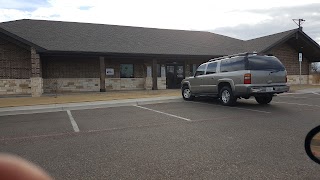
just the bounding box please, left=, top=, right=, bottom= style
left=166, top=65, right=184, bottom=89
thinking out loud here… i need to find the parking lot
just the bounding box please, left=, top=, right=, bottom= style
left=1, top=93, right=320, bottom=179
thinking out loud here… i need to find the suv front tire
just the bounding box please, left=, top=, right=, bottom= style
left=182, top=86, right=194, bottom=101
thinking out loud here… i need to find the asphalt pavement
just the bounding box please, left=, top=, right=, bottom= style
left=0, top=93, right=320, bottom=179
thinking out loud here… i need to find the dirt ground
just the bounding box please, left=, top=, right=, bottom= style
left=0, top=90, right=180, bottom=108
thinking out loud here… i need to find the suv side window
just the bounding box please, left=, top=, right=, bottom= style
left=220, top=57, right=245, bottom=72
left=195, top=64, right=206, bottom=76
left=206, top=62, right=217, bottom=74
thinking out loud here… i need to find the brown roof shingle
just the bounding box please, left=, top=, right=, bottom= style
left=0, top=19, right=243, bottom=56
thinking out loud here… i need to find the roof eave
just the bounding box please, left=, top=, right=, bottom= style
left=0, top=27, right=46, bottom=52
left=39, top=50, right=221, bottom=58
left=259, top=29, right=299, bottom=53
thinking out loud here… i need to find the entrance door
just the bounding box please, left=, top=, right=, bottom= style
left=166, top=65, right=184, bottom=89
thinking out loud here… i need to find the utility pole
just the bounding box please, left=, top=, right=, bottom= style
left=292, top=19, right=305, bottom=85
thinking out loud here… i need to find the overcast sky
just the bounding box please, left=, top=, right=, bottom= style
left=0, top=0, right=319, bottom=44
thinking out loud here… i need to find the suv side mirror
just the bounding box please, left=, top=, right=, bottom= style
left=305, top=125, right=320, bottom=164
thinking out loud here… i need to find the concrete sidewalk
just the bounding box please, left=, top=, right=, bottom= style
left=0, top=96, right=182, bottom=116
left=0, top=89, right=180, bottom=108
left=0, top=89, right=181, bottom=116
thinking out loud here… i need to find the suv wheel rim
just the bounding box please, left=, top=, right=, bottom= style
left=221, top=90, right=230, bottom=103
left=184, top=89, right=191, bottom=98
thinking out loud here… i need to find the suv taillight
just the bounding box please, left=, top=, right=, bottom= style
left=244, top=73, right=251, bottom=84
left=285, top=75, right=287, bottom=83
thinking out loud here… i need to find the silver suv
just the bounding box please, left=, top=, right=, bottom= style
left=181, top=53, right=290, bottom=105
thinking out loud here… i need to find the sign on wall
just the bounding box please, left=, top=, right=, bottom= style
left=106, top=68, right=114, bottom=75
left=299, top=53, right=303, bottom=62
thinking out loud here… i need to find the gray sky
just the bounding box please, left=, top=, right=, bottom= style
left=0, top=0, right=319, bottom=44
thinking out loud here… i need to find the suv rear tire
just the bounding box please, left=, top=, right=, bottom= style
left=182, top=86, right=194, bottom=101
left=255, top=95, right=272, bottom=104
left=219, top=86, right=236, bottom=106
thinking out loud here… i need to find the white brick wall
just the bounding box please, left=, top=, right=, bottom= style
left=0, top=79, right=31, bottom=95
left=44, top=78, right=147, bottom=92
left=157, top=77, right=166, bottom=90
left=44, top=78, right=100, bottom=93
left=287, top=75, right=309, bottom=84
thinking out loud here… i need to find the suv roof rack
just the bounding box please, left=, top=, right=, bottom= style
left=208, top=52, right=258, bottom=62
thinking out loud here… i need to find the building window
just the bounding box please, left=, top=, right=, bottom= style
left=120, top=64, right=134, bottom=78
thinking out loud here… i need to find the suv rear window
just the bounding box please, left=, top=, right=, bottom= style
left=248, top=56, right=285, bottom=71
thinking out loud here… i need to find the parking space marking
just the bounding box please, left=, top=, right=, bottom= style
left=134, top=105, right=191, bottom=121
left=67, top=110, right=80, bottom=132
left=277, top=96, right=311, bottom=99
left=277, top=93, right=310, bottom=96
left=189, top=101, right=271, bottom=114
left=273, top=101, right=320, bottom=108
left=312, top=92, right=320, bottom=95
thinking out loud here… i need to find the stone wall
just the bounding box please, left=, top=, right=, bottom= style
left=30, top=77, right=43, bottom=97
left=157, top=77, right=166, bottom=89
left=44, top=78, right=146, bottom=92
left=43, top=78, right=100, bottom=93
left=309, top=74, right=320, bottom=84
left=0, top=79, right=31, bottom=95
left=106, top=78, right=145, bottom=90
left=145, top=77, right=152, bottom=90
left=287, top=75, right=309, bottom=84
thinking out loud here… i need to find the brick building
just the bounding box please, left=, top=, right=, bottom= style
left=0, top=19, right=320, bottom=97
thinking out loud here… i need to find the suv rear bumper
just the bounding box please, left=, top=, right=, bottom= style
left=235, top=85, right=290, bottom=97
left=249, top=85, right=289, bottom=93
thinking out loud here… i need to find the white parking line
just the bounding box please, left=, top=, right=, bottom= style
left=134, top=105, right=191, bottom=121
left=312, top=92, right=320, bottom=95
left=67, top=110, right=80, bottom=132
left=277, top=96, right=320, bottom=100
left=273, top=101, right=320, bottom=108
left=189, top=101, right=271, bottom=114
left=278, top=92, right=309, bottom=96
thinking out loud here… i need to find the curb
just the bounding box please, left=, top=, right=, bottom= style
left=0, top=96, right=182, bottom=116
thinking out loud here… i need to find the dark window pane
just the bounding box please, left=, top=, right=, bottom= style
left=220, top=57, right=245, bottom=72
left=206, top=62, right=217, bottom=74
left=248, top=56, right=285, bottom=70
left=195, top=64, right=206, bottom=76
left=120, top=64, right=134, bottom=78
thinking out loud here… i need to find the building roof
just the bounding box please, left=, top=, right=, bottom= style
left=0, top=19, right=244, bottom=56
left=0, top=19, right=319, bottom=60
left=244, top=29, right=298, bottom=52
